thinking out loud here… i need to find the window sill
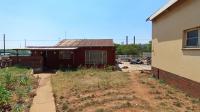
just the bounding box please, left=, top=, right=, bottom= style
left=182, top=48, right=200, bottom=50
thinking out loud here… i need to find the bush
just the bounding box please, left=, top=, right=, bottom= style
left=0, top=66, right=38, bottom=112
left=0, top=86, right=11, bottom=105
left=3, top=72, right=15, bottom=89
left=19, top=75, right=29, bottom=86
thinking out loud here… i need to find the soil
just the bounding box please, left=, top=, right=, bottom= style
left=53, top=69, right=200, bottom=112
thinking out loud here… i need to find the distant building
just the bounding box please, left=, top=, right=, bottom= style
left=148, top=0, right=200, bottom=97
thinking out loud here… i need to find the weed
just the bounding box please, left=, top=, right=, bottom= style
left=12, top=104, right=24, bottom=112
left=191, top=99, right=200, bottom=105
left=186, top=106, right=191, bottom=110
left=112, top=101, right=133, bottom=110
left=173, top=101, right=182, bottom=107
left=140, top=80, right=146, bottom=84
left=154, top=96, right=163, bottom=100
left=62, top=103, right=69, bottom=110
left=159, top=80, right=165, bottom=84
left=124, top=101, right=132, bottom=107
left=19, top=75, right=29, bottom=86
left=159, top=102, right=167, bottom=106
left=150, top=85, right=156, bottom=88
left=0, top=86, right=11, bottom=105
left=3, top=72, right=16, bottom=90
left=15, top=88, right=27, bottom=100
left=167, top=90, right=174, bottom=94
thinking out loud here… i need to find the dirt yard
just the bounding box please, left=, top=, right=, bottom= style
left=51, top=68, right=200, bottom=112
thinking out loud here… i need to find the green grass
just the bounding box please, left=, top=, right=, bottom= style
left=0, top=66, right=32, bottom=75
left=0, top=66, right=38, bottom=112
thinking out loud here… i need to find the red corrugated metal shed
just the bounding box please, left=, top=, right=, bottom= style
left=12, top=39, right=115, bottom=69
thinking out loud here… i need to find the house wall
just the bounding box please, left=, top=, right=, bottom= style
left=152, top=0, right=200, bottom=97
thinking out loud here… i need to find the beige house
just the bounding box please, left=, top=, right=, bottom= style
left=148, top=0, right=200, bottom=97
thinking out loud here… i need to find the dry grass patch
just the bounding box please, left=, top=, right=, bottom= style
left=52, top=69, right=200, bottom=112
left=138, top=72, right=200, bottom=112
left=51, top=68, right=148, bottom=112
left=52, top=69, right=130, bottom=96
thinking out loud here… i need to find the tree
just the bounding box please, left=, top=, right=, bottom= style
left=115, top=41, right=152, bottom=55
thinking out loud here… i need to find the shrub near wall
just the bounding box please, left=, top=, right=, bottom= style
left=0, top=66, right=38, bottom=112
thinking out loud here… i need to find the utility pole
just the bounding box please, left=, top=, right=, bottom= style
left=133, top=36, right=136, bottom=45
left=126, top=36, right=128, bottom=45
left=65, top=32, right=67, bottom=39
left=3, top=34, right=5, bottom=55
left=24, top=39, right=27, bottom=48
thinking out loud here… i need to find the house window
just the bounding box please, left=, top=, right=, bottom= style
left=85, top=50, right=107, bottom=65
left=184, top=28, right=200, bottom=48
left=59, top=51, right=72, bottom=59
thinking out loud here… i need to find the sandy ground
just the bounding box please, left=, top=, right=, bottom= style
left=120, top=63, right=157, bottom=110
left=30, top=73, right=56, bottom=112
left=119, top=62, right=151, bottom=71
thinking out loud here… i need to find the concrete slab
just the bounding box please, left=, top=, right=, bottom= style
left=30, top=73, right=56, bottom=112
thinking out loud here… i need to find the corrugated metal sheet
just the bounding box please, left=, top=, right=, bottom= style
left=56, top=39, right=114, bottom=47
left=13, top=47, right=78, bottom=50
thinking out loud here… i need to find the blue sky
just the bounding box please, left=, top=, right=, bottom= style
left=0, top=0, right=168, bottom=48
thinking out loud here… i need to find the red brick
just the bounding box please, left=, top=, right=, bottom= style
left=152, top=67, right=200, bottom=98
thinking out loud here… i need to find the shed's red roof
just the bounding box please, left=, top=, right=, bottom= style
left=56, top=39, right=114, bottom=47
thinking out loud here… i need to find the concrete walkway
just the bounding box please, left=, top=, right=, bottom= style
left=30, top=73, right=56, bottom=112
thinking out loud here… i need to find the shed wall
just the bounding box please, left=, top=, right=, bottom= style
left=31, top=47, right=115, bottom=69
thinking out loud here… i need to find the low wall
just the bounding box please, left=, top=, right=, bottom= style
left=10, top=56, right=43, bottom=73
left=152, top=67, right=200, bottom=98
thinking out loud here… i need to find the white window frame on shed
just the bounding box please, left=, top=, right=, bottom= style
left=85, top=50, right=107, bottom=65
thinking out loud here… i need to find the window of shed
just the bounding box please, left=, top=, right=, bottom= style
left=59, top=51, right=72, bottom=59
left=184, top=28, right=200, bottom=48
left=85, top=50, right=107, bottom=65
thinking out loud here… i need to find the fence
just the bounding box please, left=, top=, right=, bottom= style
left=116, top=55, right=140, bottom=61
left=10, top=56, right=43, bottom=68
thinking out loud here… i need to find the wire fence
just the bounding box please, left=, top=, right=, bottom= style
left=0, top=38, right=152, bottom=49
